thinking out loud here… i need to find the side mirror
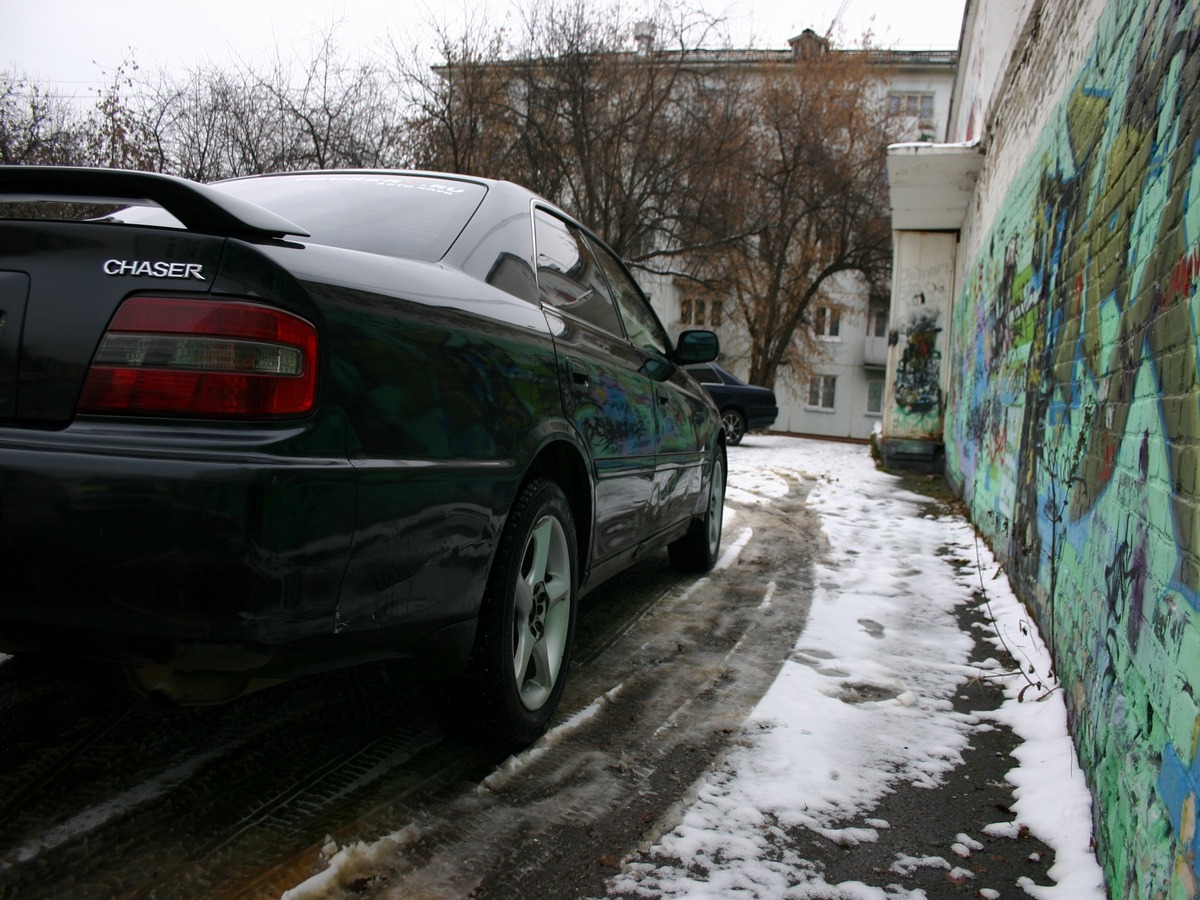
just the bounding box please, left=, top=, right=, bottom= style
left=675, top=329, right=719, bottom=364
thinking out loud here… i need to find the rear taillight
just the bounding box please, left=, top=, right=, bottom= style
left=78, top=297, right=318, bottom=418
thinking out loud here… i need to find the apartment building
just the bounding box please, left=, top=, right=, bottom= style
left=651, top=36, right=957, bottom=440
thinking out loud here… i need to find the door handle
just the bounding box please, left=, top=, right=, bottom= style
left=567, top=358, right=590, bottom=390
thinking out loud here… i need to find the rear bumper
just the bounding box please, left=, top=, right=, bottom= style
left=0, top=423, right=359, bottom=674
left=746, top=406, right=779, bottom=430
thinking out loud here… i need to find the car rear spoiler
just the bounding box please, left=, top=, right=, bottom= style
left=0, top=165, right=310, bottom=240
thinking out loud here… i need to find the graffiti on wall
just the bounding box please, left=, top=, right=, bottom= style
left=894, top=312, right=943, bottom=414
left=891, top=251, right=953, bottom=434
left=943, top=0, right=1200, bottom=895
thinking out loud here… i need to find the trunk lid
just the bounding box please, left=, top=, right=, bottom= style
left=0, top=224, right=226, bottom=424
left=0, top=166, right=309, bottom=426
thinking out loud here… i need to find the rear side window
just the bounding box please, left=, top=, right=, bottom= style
left=533, top=210, right=624, bottom=337
left=213, top=174, right=487, bottom=261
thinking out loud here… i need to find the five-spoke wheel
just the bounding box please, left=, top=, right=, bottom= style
left=465, top=478, right=578, bottom=749
left=511, top=511, right=572, bottom=712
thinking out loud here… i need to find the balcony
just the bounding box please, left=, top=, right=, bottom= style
left=863, top=336, right=889, bottom=367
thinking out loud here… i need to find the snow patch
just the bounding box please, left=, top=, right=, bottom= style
left=282, top=825, right=422, bottom=900
left=482, top=682, right=626, bottom=793
left=12, top=750, right=226, bottom=864
left=714, top=526, right=753, bottom=570
left=609, top=436, right=1106, bottom=898
left=890, top=854, right=951, bottom=875
left=276, top=436, right=1106, bottom=900
left=759, top=580, right=777, bottom=611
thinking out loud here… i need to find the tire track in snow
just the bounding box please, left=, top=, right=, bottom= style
left=282, top=471, right=823, bottom=899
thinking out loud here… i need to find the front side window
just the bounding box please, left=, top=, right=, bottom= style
left=588, top=236, right=668, bottom=356
left=808, top=375, right=837, bottom=410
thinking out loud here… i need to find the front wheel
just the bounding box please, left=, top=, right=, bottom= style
left=669, top=447, right=726, bottom=572
left=465, top=478, right=578, bottom=749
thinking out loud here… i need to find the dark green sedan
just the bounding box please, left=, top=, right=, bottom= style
left=0, top=167, right=726, bottom=748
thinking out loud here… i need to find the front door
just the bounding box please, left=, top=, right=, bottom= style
left=583, top=235, right=709, bottom=534
left=534, top=209, right=656, bottom=562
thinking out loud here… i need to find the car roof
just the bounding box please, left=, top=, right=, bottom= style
left=234, top=168, right=617, bottom=263
left=224, top=168, right=546, bottom=208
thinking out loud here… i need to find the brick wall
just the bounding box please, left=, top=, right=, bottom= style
left=944, top=0, right=1200, bottom=894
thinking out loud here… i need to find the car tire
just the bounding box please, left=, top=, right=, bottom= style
left=721, top=408, right=746, bottom=446
left=463, top=477, right=579, bottom=749
left=668, top=447, right=726, bottom=573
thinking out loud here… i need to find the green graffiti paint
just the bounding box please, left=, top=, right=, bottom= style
left=943, top=0, right=1200, bottom=894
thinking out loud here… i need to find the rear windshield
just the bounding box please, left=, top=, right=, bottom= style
left=214, top=173, right=487, bottom=261
left=92, top=173, right=488, bottom=262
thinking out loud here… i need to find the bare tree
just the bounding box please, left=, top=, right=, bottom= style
left=398, top=0, right=748, bottom=268
left=392, top=15, right=516, bottom=176
left=4, top=8, right=897, bottom=399
left=398, top=4, right=896, bottom=397
left=259, top=30, right=403, bottom=171
left=129, top=28, right=404, bottom=182
left=692, top=44, right=896, bottom=388
left=83, top=59, right=159, bottom=170
left=0, top=70, right=86, bottom=164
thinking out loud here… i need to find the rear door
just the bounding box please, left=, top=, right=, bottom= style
left=534, top=209, right=656, bottom=562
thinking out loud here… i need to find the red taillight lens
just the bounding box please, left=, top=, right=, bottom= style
left=78, top=298, right=318, bottom=418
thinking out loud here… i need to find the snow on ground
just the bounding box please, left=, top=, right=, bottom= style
left=287, top=435, right=1107, bottom=899
left=609, top=435, right=1106, bottom=899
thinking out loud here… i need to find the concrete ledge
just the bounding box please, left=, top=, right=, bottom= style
left=877, top=437, right=945, bottom=474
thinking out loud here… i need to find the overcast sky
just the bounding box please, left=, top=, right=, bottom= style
left=4, top=0, right=966, bottom=98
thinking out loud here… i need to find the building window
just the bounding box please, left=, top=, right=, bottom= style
left=808, top=375, right=836, bottom=410
left=813, top=306, right=841, bottom=338
left=888, top=92, right=936, bottom=127
left=680, top=297, right=722, bottom=326
left=868, top=304, right=889, bottom=338
left=866, top=379, right=884, bottom=415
